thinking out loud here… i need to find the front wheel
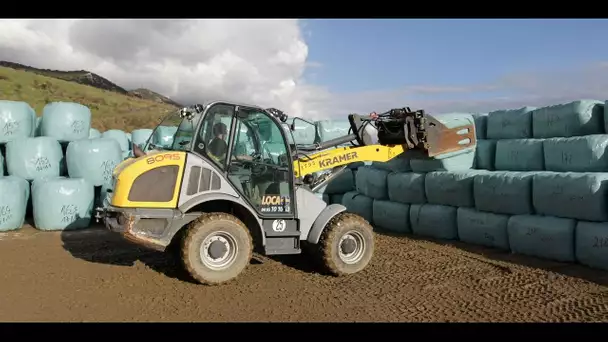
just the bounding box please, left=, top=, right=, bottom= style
left=180, top=212, right=253, bottom=285
left=308, top=212, right=375, bottom=276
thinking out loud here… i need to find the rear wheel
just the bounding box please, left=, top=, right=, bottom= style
left=309, top=212, right=375, bottom=276
left=181, top=212, right=253, bottom=285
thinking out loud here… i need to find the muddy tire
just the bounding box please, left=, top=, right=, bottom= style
left=309, top=212, right=374, bottom=276
left=180, top=212, right=253, bottom=285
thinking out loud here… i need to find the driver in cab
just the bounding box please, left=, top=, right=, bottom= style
left=207, top=122, right=254, bottom=165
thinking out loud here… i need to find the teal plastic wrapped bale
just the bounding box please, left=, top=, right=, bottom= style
left=574, top=221, right=608, bottom=271
left=330, top=193, right=344, bottom=205
left=532, top=100, right=604, bottom=138
left=32, top=177, right=95, bottom=231
left=425, top=170, right=487, bottom=208
left=543, top=135, right=608, bottom=172
left=316, top=119, right=351, bottom=143
left=342, top=191, right=373, bottom=223
left=5, top=137, right=63, bottom=181
left=473, top=171, right=534, bottom=215
left=532, top=172, right=608, bottom=222
left=386, top=172, right=426, bottom=204
left=323, top=169, right=355, bottom=194
left=66, top=138, right=123, bottom=187
left=0, top=100, right=36, bottom=143
left=494, top=139, right=544, bottom=171
left=472, top=113, right=488, bottom=139
left=153, top=125, right=178, bottom=149
left=131, top=129, right=153, bottom=150
left=372, top=150, right=426, bottom=173
left=373, top=200, right=410, bottom=233
left=41, top=102, right=91, bottom=142
left=486, top=106, right=536, bottom=139
left=0, top=176, right=30, bottom=231
left=410, top=150, right=475, bottom=173
left=101, top=129, right=129, bottom=154
left=89, top=128, right=101, bottom=139
left=355, top=166, right=390, bottom=200
left=456, top=207, right=509, bottom=250
left=410, top=204, right=458, bottom=240
left=507, top=215, right=575, bottom=262
left=473, top=139, right=496, bottom=171
left=289, top=120, right=316, bottom=145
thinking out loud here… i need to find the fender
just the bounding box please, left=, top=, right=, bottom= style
left=177, top=192, right=266, bottom=245
left=306, top=204, right=347, bottom=244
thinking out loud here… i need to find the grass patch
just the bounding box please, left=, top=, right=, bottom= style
left=0, top=66, right=178, bottom=132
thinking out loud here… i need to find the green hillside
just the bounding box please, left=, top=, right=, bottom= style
left=0, top=66, right=179, bottom=132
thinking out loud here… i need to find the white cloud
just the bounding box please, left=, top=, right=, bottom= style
left=0, top=19, right=329, bottom=119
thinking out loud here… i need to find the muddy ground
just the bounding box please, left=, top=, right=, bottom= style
left=1, top=225, right=608, bottom=322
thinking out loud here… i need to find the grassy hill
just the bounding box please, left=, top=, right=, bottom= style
left=0, top=66, right=179, bottom=132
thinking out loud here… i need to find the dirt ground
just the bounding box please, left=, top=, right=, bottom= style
left=1, top=225, right=608, bottom=322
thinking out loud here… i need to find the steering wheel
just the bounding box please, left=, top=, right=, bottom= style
left=236, top=152, right=267, bottom=176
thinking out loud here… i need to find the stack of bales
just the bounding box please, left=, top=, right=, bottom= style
left=0, top=100, right=176, bottom=232
left=342, top=99, right=608, bottom=272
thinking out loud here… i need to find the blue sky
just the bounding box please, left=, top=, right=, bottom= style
left=300, top=19, right=608, bottom=114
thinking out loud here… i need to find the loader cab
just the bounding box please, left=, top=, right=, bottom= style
left=150, top=102, right=296, bottom=218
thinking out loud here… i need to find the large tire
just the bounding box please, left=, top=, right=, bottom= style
left=180, top=212, right=253, bottom=285
left=309, top=212, right=375, bottom=276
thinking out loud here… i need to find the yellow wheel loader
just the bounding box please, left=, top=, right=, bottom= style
left=95, top=101, right=476, bottom=285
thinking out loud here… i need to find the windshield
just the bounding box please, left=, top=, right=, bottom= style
left=144, top=108, right=203, bottom=152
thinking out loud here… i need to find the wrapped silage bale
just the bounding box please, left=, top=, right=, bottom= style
left=410, top=113, right=477, bottom=172
left=131, top=129, right=153, bottom=150
left=486, top=106, right=536, bottom=139
left=0, top=100, right=36, bottom=143
left=456, top=207, right=510, bottom=250
left=101, top=129, right=130, bottom=159
left=32, top=177, right=95, bottom=231
left=543, top=135, right=608, bottom=172
left=473, top=171, right=534, bottom=215
left=41, top=102, right=91, bottom=142
left=494, top=139, right=544, bottom=171
left=425, top=170, right=487, bottom=208
left=372, top=150, right=426, bottom=173
left=0, top=176, right=30, bottom=231
left=330, top=193, right=344, bottom=205
left=89, top=128, right=101, bottom=139
left=507, top=215, right=575, bottom=262
left=355, top=166, right=390, bottom=200
left=532, top=100, right=604, bottom=138
left=321, top=169, right=355, bottom=194
left=410, top=204, right=458, bottom=240
left=532, top=172, right=608, bottom=222
left=66, top=138, right=123, bottom=187
left=373, top=200, right=410, bottom=233
left=473, top=139, right=496, bottom=171
left=0, top=152, right=4, bottom=176
left=5, top=137, right=63, bottom=181
left=386, top=172, right=426, bottom=204
left=316, top=119, right=351, bottom=143
left=575, top=221, right=608, bottom=271
left=410, top=150, right=476, bottom=173
left=153, top=125, right=178, bottom=149
left=289, top=120, right=316, bottom=145
left=472, top=113, right=488, bottom=139
left=342, top=191, right=373, bottom=223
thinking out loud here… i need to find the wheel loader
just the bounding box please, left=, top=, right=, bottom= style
left=95, top=101, right=476, bottom=285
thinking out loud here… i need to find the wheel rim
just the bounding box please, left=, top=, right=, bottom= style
left=199, top=231, right=239, bottom=271
left=338, top=230, right=366, bottom=264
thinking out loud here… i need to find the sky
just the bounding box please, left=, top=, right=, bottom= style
left=0, top=19, right=607, bottom=119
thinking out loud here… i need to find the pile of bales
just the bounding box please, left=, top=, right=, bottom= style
left=325, top=100, right=608, bottom=272
left=0, top=100, right=174, bottom=231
